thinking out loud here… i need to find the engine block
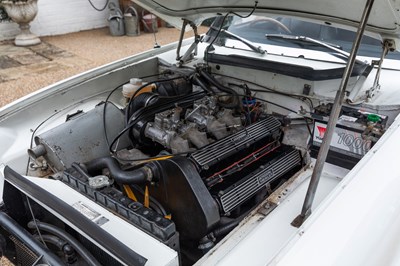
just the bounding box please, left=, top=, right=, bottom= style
left=149, top=116, right=303, bottom=238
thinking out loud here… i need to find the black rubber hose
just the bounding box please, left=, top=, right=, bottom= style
left=34, top=235, right=77, bottom=264
left=218, top=216, right=235, bottom=225
left=212, top=209, right=252, bottom=238
left=212, top=219, right=240, bottom=238
left=0, top=212, right=64, bottom=265
left=28, top=221, right=101, bottom=266
left=34, top=234, right=66, bottom=250
left=192, top=74, right=215, bottom=94
left=85, top=157, right=150, bottom=184
left=199, top=69, right=238, bottom=96
left=199, top=69, right=239, bottom=108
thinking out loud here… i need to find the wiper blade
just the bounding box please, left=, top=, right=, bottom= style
left=221, top=29, right=266, bottom=54
left=265, top=34, right=365, bottom=64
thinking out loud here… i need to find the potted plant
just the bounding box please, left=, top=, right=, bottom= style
left=0, top=0, right=40, bottom=46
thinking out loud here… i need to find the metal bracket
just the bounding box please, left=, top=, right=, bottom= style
left=291, top=209, right=311, bottom=227
left=366, top=39, right=394, bottom=101
left=176, top=19, right=201, bottom=66
left=258, top=202, right=277, bottom=216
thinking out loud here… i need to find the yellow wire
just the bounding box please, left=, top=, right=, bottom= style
left=141, top=155, right=173, bottom=163
left=123, top=185, right=138, bottom=202
left=144, top=185, right=150, bottom=208
left=152, top=155, right=173, bottom=161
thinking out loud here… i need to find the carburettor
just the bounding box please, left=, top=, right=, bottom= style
left=144, top=96, right=242, bottom=153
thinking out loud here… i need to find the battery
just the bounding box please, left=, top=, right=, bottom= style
left=310, top=105, right=387, bottom=169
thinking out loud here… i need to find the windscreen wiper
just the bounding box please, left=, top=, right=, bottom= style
left=220, top=29, right=266, bottom=54
left=265, top=34, right=365, bottom=64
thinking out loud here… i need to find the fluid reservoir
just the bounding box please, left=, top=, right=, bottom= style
left=123, top=78, right=143, bottom=100
left=122, top=78, right=156, bottom=104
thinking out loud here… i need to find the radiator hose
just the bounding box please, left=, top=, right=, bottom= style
left=212, top=219, right=240, bottom=238
left=27, top=221, right=101, bottom=266
left=210, top=210, right=251, bottom=238
left=85, top=156, right=154, bottom=184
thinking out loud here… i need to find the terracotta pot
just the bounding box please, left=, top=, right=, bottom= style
left=2, top=0, right=41, bottom=46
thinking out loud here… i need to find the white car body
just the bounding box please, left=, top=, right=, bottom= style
left=1, top=0, right=400, bottom=265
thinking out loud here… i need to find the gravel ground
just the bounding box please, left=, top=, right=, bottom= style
left=0, top=25, right=206, bottom=265
left=0, top=26, right=205, bottom=107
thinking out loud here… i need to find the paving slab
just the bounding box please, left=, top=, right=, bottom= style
left=29, top=42, right=74, bottom=60
left=0, top=42, right=28, bottom=56
left=9, top=53, right=50, bottom=65
left=0, top=55, right=21, bottom=69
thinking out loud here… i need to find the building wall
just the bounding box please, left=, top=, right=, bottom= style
left=0, top=0, right=115, bottom=40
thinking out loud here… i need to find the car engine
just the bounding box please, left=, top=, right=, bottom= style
left=27, top=66, right=304, bottom=262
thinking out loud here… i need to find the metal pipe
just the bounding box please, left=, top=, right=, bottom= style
left=372, top=43, right=388, bottom=88
left=27, top=144, right=46, bottom=160
left=0, top=212, right=64, bottom=265
left=71, top=162, right=90, bottom=181
left=368, top=40, right=391, bottom=101
left=176, top=19, right=188, bottom=60
left=292, top=0, right=375, bottom=227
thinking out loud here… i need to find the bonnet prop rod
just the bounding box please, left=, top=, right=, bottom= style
left=292, top=0, right=375, bottom=227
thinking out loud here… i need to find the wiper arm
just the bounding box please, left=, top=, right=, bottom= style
left=221, top=29, right=266, bottom=54
left=266, top=34, right=365, bottom=64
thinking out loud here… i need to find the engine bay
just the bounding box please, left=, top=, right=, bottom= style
left=23, top=61, right=388, bottom=264
left=2, top=1, right=400, bottom=264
